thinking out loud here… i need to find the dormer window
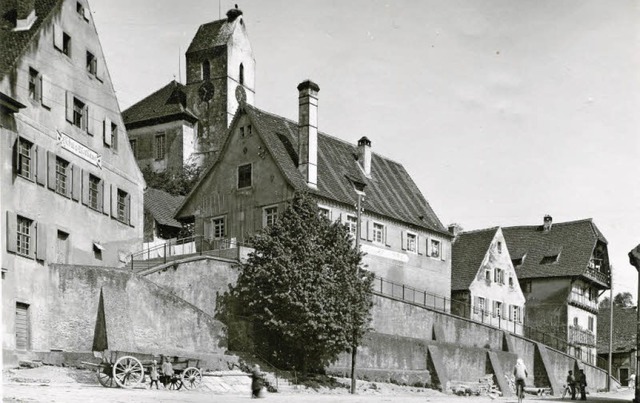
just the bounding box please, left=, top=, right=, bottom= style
left=497, top=241, right=502, bottom=254
left=202, top=59, right=210, bottom=81
left=239, top=63, right=244, bottom=85
left=540, top=254, right=559, bottom=264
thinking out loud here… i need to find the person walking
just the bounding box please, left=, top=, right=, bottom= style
left=513, top=358, right=528, bottom=399
left=250, top=364, right=264, bottom=398
left=148, top=360, right=159, bottom=390
left=565, top=370, right=576, bottom=399
left=578, top=369, right=587, bottom=400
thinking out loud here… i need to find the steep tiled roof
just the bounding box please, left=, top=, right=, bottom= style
left=502, top=219, right=606, bottom=280
left=0, top=0, right=62, bottom=80
left=597, top=305, right=637, bottom=354
left=179, top=104, right=448, bottom=235
left=451, top=228, right=498, bottom=291
left=122, top=81, right=197, bottom=128
left=145, top=188, right=185, bottom=228
left=186, top=18, right=233, bottom=54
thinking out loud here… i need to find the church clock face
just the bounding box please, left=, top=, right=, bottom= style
left=235, top=85, right=247, bottom=104
left=198, top=81, right=215, bottom=102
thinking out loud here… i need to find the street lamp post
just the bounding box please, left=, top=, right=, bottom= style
left=351, top=184, right=365, bottom=395
left=628, top=244, right=640, bottom=403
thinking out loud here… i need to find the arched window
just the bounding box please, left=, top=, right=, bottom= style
left=239, top=63, right=244, bottom=85
left=202, top=59, right=210, bottom=81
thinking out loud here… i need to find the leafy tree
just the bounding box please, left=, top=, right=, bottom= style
left=141, top=162, right=202, bottom=196
left=599, top=292, right=635, bottom=309
left=221, top=191, right=374, bottom=374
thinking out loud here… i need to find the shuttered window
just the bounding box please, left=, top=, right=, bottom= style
left=15, top=302, right=29, bottom=351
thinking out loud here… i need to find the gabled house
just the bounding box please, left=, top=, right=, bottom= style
left=175, top=80, right=453, bottom=300
left=502, top=216, right=611, bottom=364
left=597, top=305, right=637, bottom=386
left=143, top=188, right=185, bottom=254
left=123, top=6, right=255, bottom=172
left=451, top=227, right=525, bottom=335
left=1, top=0, right=144, bottom=362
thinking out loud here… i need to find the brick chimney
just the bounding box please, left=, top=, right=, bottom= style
left=14, top=0, right=37, bottom=31
left=297, top=80, right=319, bottom=189
left=226, top=5, right=243, bottom=22
left=448, top=223, right=463, bottom=239
left=357, top=136, right=372, bottom=177
left=543, top=215, right=553, bottom=232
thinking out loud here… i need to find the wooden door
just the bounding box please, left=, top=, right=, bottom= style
left=620, top=368, right=629, bottom=386
left=15, top=303, right=29, bottom=350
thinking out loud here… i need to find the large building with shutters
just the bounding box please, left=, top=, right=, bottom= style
left=0, top=0, right=144, bottom=363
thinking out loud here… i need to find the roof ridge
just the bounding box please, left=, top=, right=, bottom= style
left=245, top=104, right=409, bottom=167
left=123, top=80, right=179, bottom=113
left=502, top=218, right=594, bottom=230
left=458, top=226, right=500, bottom=236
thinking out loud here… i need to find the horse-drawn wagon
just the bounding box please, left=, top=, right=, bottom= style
left=83, top=350, right=203, bottom=390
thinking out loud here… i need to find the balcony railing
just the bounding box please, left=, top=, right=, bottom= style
left=585, top=267, right=611, bottom=287
left=568, top=291, right=598, bottom=312
left=569, top=325, right=596, bottom=347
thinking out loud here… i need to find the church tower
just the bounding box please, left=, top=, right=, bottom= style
left=185, top=6, right=256, bottom=161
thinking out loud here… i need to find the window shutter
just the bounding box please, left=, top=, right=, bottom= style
left=82, top=170, right=89, bottom=205
left=441, top=240, right=447, bottom=260
left=111, top=185, right=117, bottom=218
left=65, top=91, right=74, bottom=122
left=426, top=237, right=431, bottom=256
left=36, top=222, right=47, bottom=261
left=508, top=305, right=513, bottom=320
left=473, top=296, right=479, bottom=313
left=41, top=75, right=52, bottom=108
left=87, top=105, right=95, bottom=136
left=104, top=117, right=112, bottom=146
left=360, top=219, right=366, bottom=241
left=6, top=211, right=17, bottom=253
left=385, top=226, right=391, bottom=247
left=102, top=181, right=109, bottom=215
left=83, top=104, right=89, bottom=132
left=401, top=231, right=406, bottom=250
left=366, top=220, right=373, bottom=241
left=53, top=24, right=63, bottom=50
left=35, top=146, right=46, bottom=186
left=71, top=165, right=81, bottom=201
left=12, top=137, right=19, bottom=174
left=35, top=73, right=42, bottom=101
left=96, top=58, right=103, bottom=82
left=97, top=179, right=104, bottom=211
left=127, top=193, right=134, bottom=226
left=83, top=5, right=90, bottom=20
left=47, top=151, right=56, bottom=190
left=203, top=219, right=211, bottom=241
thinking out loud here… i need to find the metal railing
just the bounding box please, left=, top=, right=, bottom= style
left=372, top=276, right=606, bottom=368
left=129, top=239, right=608, bottom=370
left=129, top=236, right=244, bottom=272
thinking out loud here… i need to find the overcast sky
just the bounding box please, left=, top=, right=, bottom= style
left=90, top=0, right=640, bottom=298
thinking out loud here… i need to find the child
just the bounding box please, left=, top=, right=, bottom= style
left=149, top=359, right=159, bottom=390
left=161, top=356, right=174, bottom=388
left=250, top=364, right=264, bottom=398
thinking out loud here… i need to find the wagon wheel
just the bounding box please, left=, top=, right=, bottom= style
left=96, top=365, right=116, bottom=388
left=166, top=375, right=183, bottom=390
left=181, top=367, right=202, bottom=390
left=113, top=356, right=144, bottom=389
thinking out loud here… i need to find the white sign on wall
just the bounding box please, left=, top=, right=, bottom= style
left=57, top=131, right=101, bottom=168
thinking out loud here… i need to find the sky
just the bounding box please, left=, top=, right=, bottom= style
left=89, top=0, right=640, bottom=298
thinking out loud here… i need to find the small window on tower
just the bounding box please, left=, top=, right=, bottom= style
left=239, top=63, right=244, bottom=85
left=202, top=59, right=210, bottom=81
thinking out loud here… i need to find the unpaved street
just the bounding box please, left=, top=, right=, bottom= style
left=2, top=383, right=636, bottom=403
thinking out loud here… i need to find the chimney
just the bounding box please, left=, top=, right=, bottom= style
left=448, top=223, right=463, bottom=239
left=14, top=0, right=37, bottom=31
left=357, top=136, right=372, bottom=177
left=297, top=80, right=320, bottom=188
left=543, top=215, right=553, bottom=232
left=226, top=5, right=243, bottom=22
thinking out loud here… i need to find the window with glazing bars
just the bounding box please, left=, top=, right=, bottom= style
left=55, top=157, right=69, bottom=195
left=17, top=216, right=32, bottom=256
left=117, top=189, right=127, bottom=222
left=18, top=138, right=33, bottom=179
left=88, top=175, right=100, bottom=209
